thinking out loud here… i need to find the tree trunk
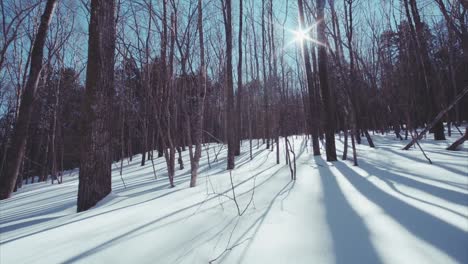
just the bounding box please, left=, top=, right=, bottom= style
left=447, top=128, right=467, bottom=151
left=261, top=0, right=270, bottom=150
left=190, top=0, right=207, bottom=187
left=403, top=87, right=468, bottom=150
left=40, top=135, right=50, bottom=182
left=0, top=0, right=57, bottom=199
left=406, top=0, right=445, bottom=140
left=77, top=0, right=115, bottom=212
left=177, top=147, right=184, bottom=170
left=317, top=0, right=337, bottom=161
left=224, top=0, right=235, bottom=170
left=351, top=130, right=358, bottom=166
left=235, top=0, right=243, bottom=157
left=364, top=130, right=375, bottom=148
left=342, top=129, right=348, bottom=160
left=297, top=0, right=321, bottom=156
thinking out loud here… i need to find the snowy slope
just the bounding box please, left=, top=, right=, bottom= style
left=0, top=133, right=467, bottom=264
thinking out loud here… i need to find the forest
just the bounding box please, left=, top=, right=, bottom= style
left=0, top=0, right=467, bottom=263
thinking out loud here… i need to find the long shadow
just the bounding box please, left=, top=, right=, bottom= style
left=231, top=180, right=294, bottom=263
left=335, top=141, right=460, bottom=188
left=3, top=169, right=184, bottom=227
left=2, top=171, right=178, bottom=228
left=150, top=162, right=285, bottom=263
left=385, top=148, right=467, bottom=176
left=334, top=162, right=468, bottom=263
left=359, top=160, right=468, bottom=207
left=110, top=160, right=141, bottom=173
left=237, top=151, right=271, bottom=171
left=4, top=183, right=77, bottom=205
left=1, top=199, right=74, bottom=223
left=141, top=167, right=289, bottom=239
left=368, top=162, right=468, bottom=191
left=1, top=194, right=76, bottom=224
left=4, top=164, right=168, bottom=225
left=1, top=191, right=72, bottom=214
left=315, top=156, right=382, bottom=264
left=0, top=188, right=181, bottom=245
left=114, top=157, right=169, bottom=176
left=1, top=144, right=226, bottom=236
left=0, top=216, right=63, bottom=233
left=61, top=165, right=286, bottom=263
left=423, top=149, right=468, bottom=158
left=114, top=156, right=228, bottom=196
left=120, top=178, right=189, bottom=198
left=172, top=216, right=238, bottom=263
left=1, top=164, right=282, bottom=246
left=280, top=180, right=296, bottom=211
left=235, top=147, right=268, bottom=168
left=361, top=162, right=467, bottom=219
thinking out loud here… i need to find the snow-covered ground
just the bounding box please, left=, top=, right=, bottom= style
left=1, top=132, right=467, bottom=264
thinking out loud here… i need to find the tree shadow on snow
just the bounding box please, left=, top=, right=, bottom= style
left=334, top=161, right=468, bottom=264
left=315, top=156, right=382, bottom=264
left=374, top=164, right=468, bottom=191
left=0, top=216, right=63, bottom=234
left=391, top=148, right=466, bottom=175
left=361, top=160, right=468, bottom=207
left=231, top=179, right=295, bottom=263
left=55, top=165, right=286, bottom=263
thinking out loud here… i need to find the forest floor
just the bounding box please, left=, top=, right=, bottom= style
left=0, top=132, right=467, bottom=264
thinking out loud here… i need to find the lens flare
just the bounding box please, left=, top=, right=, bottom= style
left=293, top=29, right=308, bottom=43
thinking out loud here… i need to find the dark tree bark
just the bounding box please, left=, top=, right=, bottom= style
left=403, top=87, right=468, bottom=150
left=189, top=0, right=207, bottom=187
left=297, top=0, right=320, bottom=156
left=351, top=130, right=358, bottom=166
left=317, top=0, right=337, bottom=161
left=0, top=0, right=57, bottom=200
left=342, top=129, right=348, bottom=160
left=404, top=0, right=445, bottom=140
left=235, top=0, right=243, bottom=157
left=223, top=0, right=235, bottom=170
left=364, top=130, right=375, bottom=148
left=77, top=0, right=115, bottom=212
left=447, top=128, right=467, bottom=151
left=261, top=0, right=270, bottom=149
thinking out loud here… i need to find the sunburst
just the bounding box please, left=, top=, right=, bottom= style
left=284, top=20, right=325, bottom=50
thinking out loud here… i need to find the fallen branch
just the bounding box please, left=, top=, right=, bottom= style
left=454, top=124, right=463, bottom=136
left=447, top=127, right=468, bottom=151
left=403, top=87, right=468, bottom=150
left=203, top=129, right=224, bottom=144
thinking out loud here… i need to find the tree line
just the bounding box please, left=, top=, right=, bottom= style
left=0, top=0, right=466, bottom=211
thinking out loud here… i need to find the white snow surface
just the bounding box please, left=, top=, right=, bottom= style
left=1, top=133, right=467, bottom=264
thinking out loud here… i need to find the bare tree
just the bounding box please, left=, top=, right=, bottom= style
left=222, top=0, right=235, bottom=170
left=297, top=0, right=321, bottom=157
left=0, top=0, right=57, bottom=199
left=317, top=0, right=337, bottom=161
left=189, top=0, right=207, bottom=187
left=235, top=0, right=243, bottom=156
left=77, top=0, right=116, bottom=212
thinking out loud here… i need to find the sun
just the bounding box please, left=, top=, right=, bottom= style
left=293, top=29, right=309, bottom=43
left=282, top=21, right=325, bottom=50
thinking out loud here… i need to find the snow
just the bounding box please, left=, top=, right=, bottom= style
left=1, top=133, right=467, bottom=264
